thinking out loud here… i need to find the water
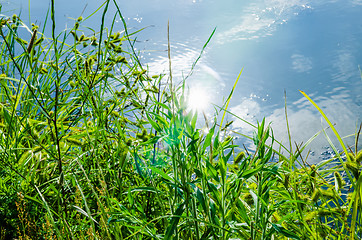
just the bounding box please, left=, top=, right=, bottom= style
left=2, top=0, right=362, bottom=162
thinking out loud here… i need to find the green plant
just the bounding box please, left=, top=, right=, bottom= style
left=1, top=1, right=361, bottom=239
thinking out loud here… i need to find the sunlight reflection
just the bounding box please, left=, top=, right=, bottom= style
left=187, top=86, right=210, bottom=112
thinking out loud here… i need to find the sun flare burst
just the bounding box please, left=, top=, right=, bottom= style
left=187, top=87, right=210, bottom=112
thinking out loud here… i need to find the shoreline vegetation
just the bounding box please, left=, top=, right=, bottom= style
left=1, top=1, right=362, bottom=239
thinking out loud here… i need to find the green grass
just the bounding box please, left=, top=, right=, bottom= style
left=1, top=1, right=362, bottom=239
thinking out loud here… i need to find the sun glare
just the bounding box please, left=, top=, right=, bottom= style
left=187, top=87, right=210, bottom=112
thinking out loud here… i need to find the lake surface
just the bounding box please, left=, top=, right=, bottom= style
left=2, top=0, right=362, bottom=163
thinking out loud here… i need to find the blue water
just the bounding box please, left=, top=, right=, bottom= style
left=2, top=0, right=362, bottom=162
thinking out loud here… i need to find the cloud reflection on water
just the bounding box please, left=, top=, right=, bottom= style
left=351, top=0, right=362, bottom=5
left=230, top=90, right=359, bottom=163
left=216, top=0, right=311, bottom=43
left=331, top=50, right=357, bottom=83
left=291, top=54, right=313, bottom=73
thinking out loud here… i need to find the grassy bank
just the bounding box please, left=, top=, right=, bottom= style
left=1, top=1, right=362, bottom=239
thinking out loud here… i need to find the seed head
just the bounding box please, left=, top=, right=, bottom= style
left=126, top=138, right=132, bottom=146
left=345, top=161, right=360, bottom=179
left=348, top=152, right=356, bottom=162
left=114, top=46, right=122, bottom=53
left=111, top=32, right=120, bottom=40
left=34, top=36, right=44, bottom=46
left=334, top=171, right=344, bottom=191
left=40, top=67, right=48, bottom=74
left=311, top=189, right=320, bottom=202
left=15, top=37, right=27, bottom=45
left=356, top=150, right=362, bottom=163
left=66, top=137, right=83, bottom=147
left=111, top=111, right=120, bottom=118
left=317, top=209, right=331, bottom=217
left=320, top=189, right=336, bottom=199
left=79, top=34, right=85, bottom=42
left=31, top=24, right=39, bottom=31
left=304, top=211, right=318, bottom=222
left=310, top=165, right=316, bottom=178
left=87, top=121, right=93, bottom=127
left=12, top=14, right=18, bottom=23
left=224, top=121, right=234, bottom=129
left=234, top=151, right=245, bottom=165
left=243, top=192, right=254, bottom=205
left=70, top=31, right=79, bottom=41
left=116, top=56, right=127, bottom=64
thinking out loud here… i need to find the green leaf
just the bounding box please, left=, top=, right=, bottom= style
left=149, top=166, right=174, bottom=183
left=196, top=188, right=207, bottom=213
left=127, top=187, right=161, bottom=194
left=241, top=166, right=262, bottom=179
left=206, top=160, right=219, bottom=182
left=164, top=203, right=185, bottom=240
left=73, top=205, right=99, bottom=224
left=191, top=111, right=197, bottom=130
left=203, top=125, right=215, bottom=152
left=271, top=223, right=300, bottom=240
left=146, top=113, right=161, bottom=132
left=127, top=186, right=134, bottom=206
